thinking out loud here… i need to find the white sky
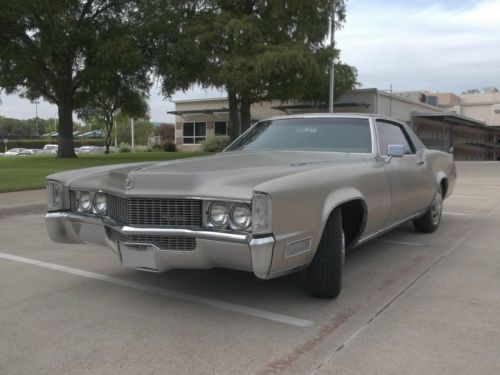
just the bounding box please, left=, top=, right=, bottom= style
left=1, top=0, right=499, bottom=123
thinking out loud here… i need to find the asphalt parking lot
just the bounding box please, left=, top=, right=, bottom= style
left=1, top=162, right=499, bottom=375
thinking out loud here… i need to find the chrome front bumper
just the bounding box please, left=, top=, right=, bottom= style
left=45, top=212, right=275, bottom=279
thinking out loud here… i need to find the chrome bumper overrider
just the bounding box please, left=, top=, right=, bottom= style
left=45, top=212, right=275, bottom=279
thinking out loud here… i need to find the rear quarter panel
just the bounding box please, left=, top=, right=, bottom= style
left=424, top=150, right=456, bottom=200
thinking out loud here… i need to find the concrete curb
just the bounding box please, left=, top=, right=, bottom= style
left=0, top=204, right=46, bottom=218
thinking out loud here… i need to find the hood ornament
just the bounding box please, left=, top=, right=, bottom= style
left=124, top=178, right=134, bottom=190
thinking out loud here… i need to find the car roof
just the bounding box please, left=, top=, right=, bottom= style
left=262, top=112, right=405, bottom=124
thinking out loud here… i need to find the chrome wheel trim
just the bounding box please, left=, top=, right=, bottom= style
left=431, top=191, right=443, bottom=226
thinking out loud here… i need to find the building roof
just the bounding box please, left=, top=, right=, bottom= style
left=271, top=102, right=370, bottom=113
left=411, top=111, right=498, bottom=131
left=168, top=108, right=229, bottom=116
left=172, top=97, right=228, bottom=104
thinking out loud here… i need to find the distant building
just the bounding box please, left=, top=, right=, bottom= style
left=427, top=89, right=500, bottom=126
left=170, top=88, right=500, bottom=160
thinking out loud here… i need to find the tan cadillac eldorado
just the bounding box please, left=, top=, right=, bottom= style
left=45, top=114, right=456, bottom=298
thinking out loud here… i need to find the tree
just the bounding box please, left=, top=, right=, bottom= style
left=0, top=0, right=143, bottom=157
left=77, top=32, right=150, bottom=153
left=115, top=114, right=155, bottom=146
left=149, top=0, right=358, bottom=139
left=79, top=92, right=148, bottom=153
left=0, top=116, right=57, bottom=138
left=462, top=89, right=481, bottom=94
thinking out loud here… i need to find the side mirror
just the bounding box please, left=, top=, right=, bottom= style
left=387, top=144, right=405, bottom=158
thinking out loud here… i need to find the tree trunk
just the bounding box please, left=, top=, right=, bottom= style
left=228, top=89, right=240, bottom=141
left=240, top=96, right=252, bottom=134
left=56, top=100, right=77, bottom=158
left=104, top=116, right=113, bottom=154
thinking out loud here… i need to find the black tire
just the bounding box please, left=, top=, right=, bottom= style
left=306, top=207, right=344, bottom=299
left=413, top=188, right=443, bottom=233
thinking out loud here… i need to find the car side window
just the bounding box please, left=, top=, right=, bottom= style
left=376, top=121, right=415, bottom=155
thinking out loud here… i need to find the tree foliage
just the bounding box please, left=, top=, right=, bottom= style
left=76, top=16, right=150, bottom=153
left=0, top=0, right=148, bottom=157
left=0, top=116, right=57, bottom=138
left=149, top=0, right=358, bottom=138
left=1, top=0, right=360, bottom=152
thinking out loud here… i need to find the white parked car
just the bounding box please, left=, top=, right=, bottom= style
left=76, top=146, right=96, bottom=154
left=5, top=148, right=25, bottom=155
left=18, top=149, right=35, bottom=155
left=41, top=144, right=58, bottom=155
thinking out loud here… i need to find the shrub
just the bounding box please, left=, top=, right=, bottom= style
left=134, top=145, right=153, bottom=153
left=202, top=135, right=231, bottom=153
left=119, top=143, right=131, bottom=153
left=163, top=141, right=177, bottom=152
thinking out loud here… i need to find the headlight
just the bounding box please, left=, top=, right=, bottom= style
left=231, top=203, right=252, bottom=230
left=46, top=181, right=64, bottom=211
left=252, top=192, right=272, bottom=234
left=77, top=191, right=93, bottom=213
left=208, top=201, right=229, bottom=226
left=93, top=192, right=107, bottom=215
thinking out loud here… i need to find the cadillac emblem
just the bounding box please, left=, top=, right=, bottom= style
left=124, top=178, right=134, bottom=190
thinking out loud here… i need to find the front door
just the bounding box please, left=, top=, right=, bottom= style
left=376, top=120, right=431, bottom=224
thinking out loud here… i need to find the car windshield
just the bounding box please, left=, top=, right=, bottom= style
left=225, top=117, right=372, bottom=153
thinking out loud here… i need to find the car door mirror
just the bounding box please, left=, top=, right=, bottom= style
left=387, top=144, right=405, bottom=157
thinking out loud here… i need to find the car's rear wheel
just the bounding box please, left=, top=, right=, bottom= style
left=413, top=188, right=443, bottom=233
left=306, top=207, right=344, bottom=299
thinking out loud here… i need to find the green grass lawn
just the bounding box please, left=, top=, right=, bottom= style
left=0, top=152, right=211, bottom=193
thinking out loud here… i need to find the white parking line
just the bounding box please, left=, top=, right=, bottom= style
left=449, top=195, right=486, bottom=200
left=0, top=252, right=313, bottom=328
left=375, top=239, right=426, bottom=247
left=443, top=211, right=468, bottom=216
left=457, top=184, right=500, bottom=189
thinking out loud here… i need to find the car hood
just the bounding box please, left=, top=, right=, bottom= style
left=65, top=151, right=367, bottom=200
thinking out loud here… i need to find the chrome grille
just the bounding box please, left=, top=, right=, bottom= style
left=106, top=228, right=196, bottom=251
left=107, top=195, right=202, bottom=226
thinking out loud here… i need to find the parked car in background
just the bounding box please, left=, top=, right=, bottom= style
left=43, top=144, right=58, bottom=151
left=77, top=130, right=103, bottom=139
left=40, top=144, right=58, bottom=155
left=45, top=114, right=456, bottom=298
left=5, top=148, right=26, bottom=155
left=18, top=149, right=35, bottom=155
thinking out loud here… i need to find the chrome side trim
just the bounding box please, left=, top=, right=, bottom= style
left=357, top=211, right=423, bottom=245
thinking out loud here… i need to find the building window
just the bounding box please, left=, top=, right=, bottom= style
left=183, top=122, right=206, bottom=144
left=215, top=121, right=229, bottom=136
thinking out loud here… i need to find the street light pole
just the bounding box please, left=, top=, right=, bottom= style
left=131, top=117, right=135, bottom=152
left=328, top=0, right=336, bottom=113
left=114, top=120, right=118, bottom=148
left=34, top=100, right=39, bottom=137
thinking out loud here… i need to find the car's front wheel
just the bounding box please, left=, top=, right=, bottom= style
left=413, top=188, right=443, bottom=233
left=306, top=207, right=344, bottom=299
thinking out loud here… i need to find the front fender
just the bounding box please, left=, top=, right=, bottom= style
left=320, top=187, right=367, bottom=250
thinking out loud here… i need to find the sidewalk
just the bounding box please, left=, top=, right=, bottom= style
left=0, top=189, right=46, bottom=217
